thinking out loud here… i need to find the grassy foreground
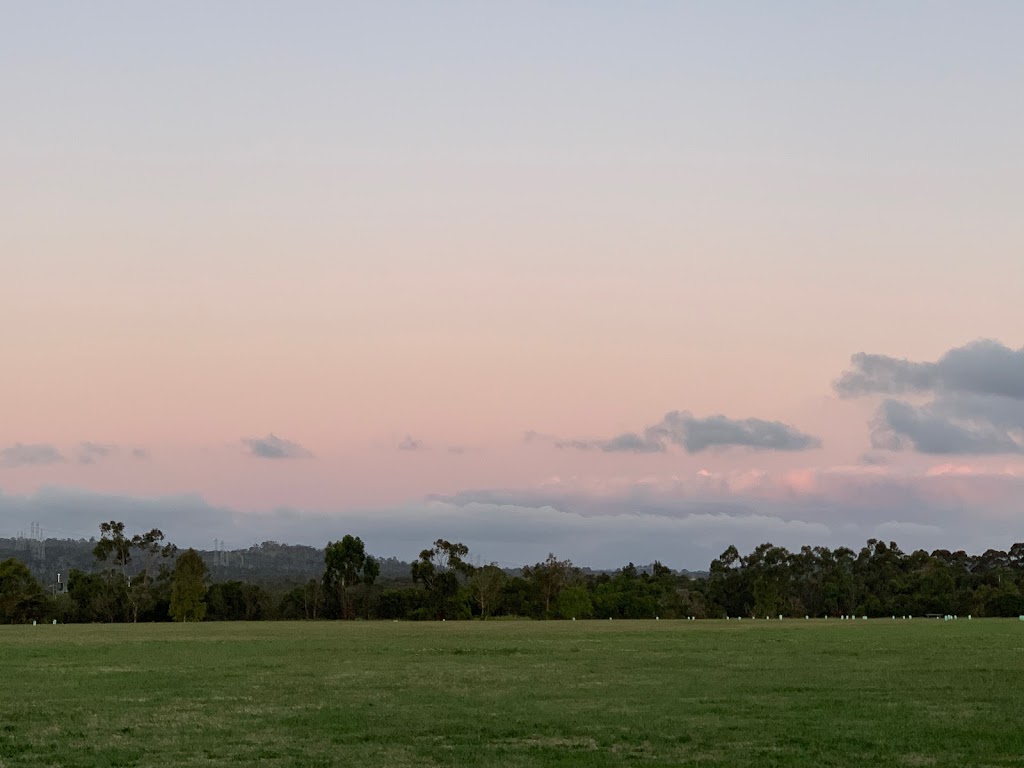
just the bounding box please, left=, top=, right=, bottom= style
left=1, top=619, right=1023, bottom=767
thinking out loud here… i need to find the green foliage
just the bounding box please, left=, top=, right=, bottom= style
left=90, top=521, right=177, bottom=622
left=67, top=568, right=126, bottom=623
left=556, top=584, right=592, bottom=619
left=376, top=588, right=428, bottom=620
left=278, top=579, right=325, bottom=621
left=522, top=554, right=574, bottom=617
left=984, top=587, right=1024, bottom=617
left=0, top=558, right=49, bottom=624
left=469, top=564, right=507, bottom=619
left=7, top=522, right=1024, bottom=624
left=206, top=580, right=271, bottom=621
left=410, top=539, right=474, bottom=619
left=169, top=549, right=208, bottom=622
left=92, top=521, right=133, bottom=576
left=323, top=535, right=378, bottom=619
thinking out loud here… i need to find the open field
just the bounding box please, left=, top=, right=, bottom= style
left=2, top=620, right=1023, bottom=767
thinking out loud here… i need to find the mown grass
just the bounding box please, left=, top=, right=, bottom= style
left=1, top=619, right=1023, bottom=767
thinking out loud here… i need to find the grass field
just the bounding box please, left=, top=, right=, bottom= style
left=2, top=619, right=1023, bottom=767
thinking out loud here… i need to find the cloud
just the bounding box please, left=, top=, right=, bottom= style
left=836, top=339, right=1024, bottom=400
left=532, top=411, right=821, bottom=454
left=838, top=341, right=1024, bottom=455
left=242, top=434, right=313, bottom=460
left=131, top=448, right=149, bottom=460
left=398, top=435, right=425, bottom=451
left=834, top=354, right=937, bottom=397
left=77, top=442, right=118, bottom=465
left=0, top=443, right=65, bottom=468
left=872, top=398, right=1024, bottom=455
left=3, top=466, right=1023, bottom=568
left=859, top=452, right=889, bottom=466
left=676, top=413, right=822, bottom=453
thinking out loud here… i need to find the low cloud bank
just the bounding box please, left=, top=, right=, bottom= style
left=3, top=467, right=1021, bottom=569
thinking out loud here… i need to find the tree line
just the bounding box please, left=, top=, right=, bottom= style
left=2, top=522, right=1024, bottom=624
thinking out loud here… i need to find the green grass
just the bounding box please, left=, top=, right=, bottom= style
left=2, top=619, right=1023, bottom=767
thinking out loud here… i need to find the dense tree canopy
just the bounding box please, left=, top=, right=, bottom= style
left=323, top=535, right=379, bottom=619
left=170, top=549, right=209, bottom=622
left=3, top=519, right=1024, bottom=624
left=0, top=558, right=49, bottom=624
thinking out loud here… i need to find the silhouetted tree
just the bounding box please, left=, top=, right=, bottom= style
left=323, top=535, right=379, bottom=619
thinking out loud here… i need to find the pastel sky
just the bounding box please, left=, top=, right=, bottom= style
left=2, top=3, right=1023, bottom=567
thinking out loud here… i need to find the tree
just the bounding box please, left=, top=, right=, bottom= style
left=708, top=545, right=749, bottom=618
left=92, top=521, right=177, bottom=622
left=746, top=543, right=790, bottom=617
left=522, top=554, right=573, bottom=618
left=67, top=569, right=123, bottom=623
left=411, top=539, right=473, bottom=619
left=323, top=535, right=379, bottom=620
left=557, top=584, right=593, bottom=619
left=170, top=549, right=208, bottom=622
left=93, top=521, right=133, bottom=579
left=469, top=564, right=506, bottom=619
left=0, top=558, right=48, bottom=623
left=279, top=579, right=325, bottom=620
left=127, top=529, right=177, bottom=622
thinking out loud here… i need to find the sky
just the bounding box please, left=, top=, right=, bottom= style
left=2, top=3, right=1023, bottom=568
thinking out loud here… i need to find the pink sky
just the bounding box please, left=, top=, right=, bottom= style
left=2, top=4, right=1023, bottom=564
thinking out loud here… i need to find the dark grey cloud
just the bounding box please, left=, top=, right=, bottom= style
left=0, top=487, right=238, bottom=544
left=0, top=484, right=827, bottom=568
left=242, top=434, right=313, bottom=460
left=532, top=411, right=821, bottom=454
left=838, top=340, right=1024, bottom=455
left=398, top=435, right=425, bottom=452
left=675, top=413, right=822, bottom=453
left=872, top=397, right=1024, bottom=455
left=0, top=443, right=65, bottom=468
left=432, top=469, right=1024, bottom=565
left=836, top=339, right=1024, bottom=400
left=834, top=354, right=937, bottom=397
left=77, top=442, right=118, bottom=465
left=601, top=429, right=667, bottom=453
left=7, top=469, right=1017, bottom=570
left=2, top=466, right=1021, bottom=569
